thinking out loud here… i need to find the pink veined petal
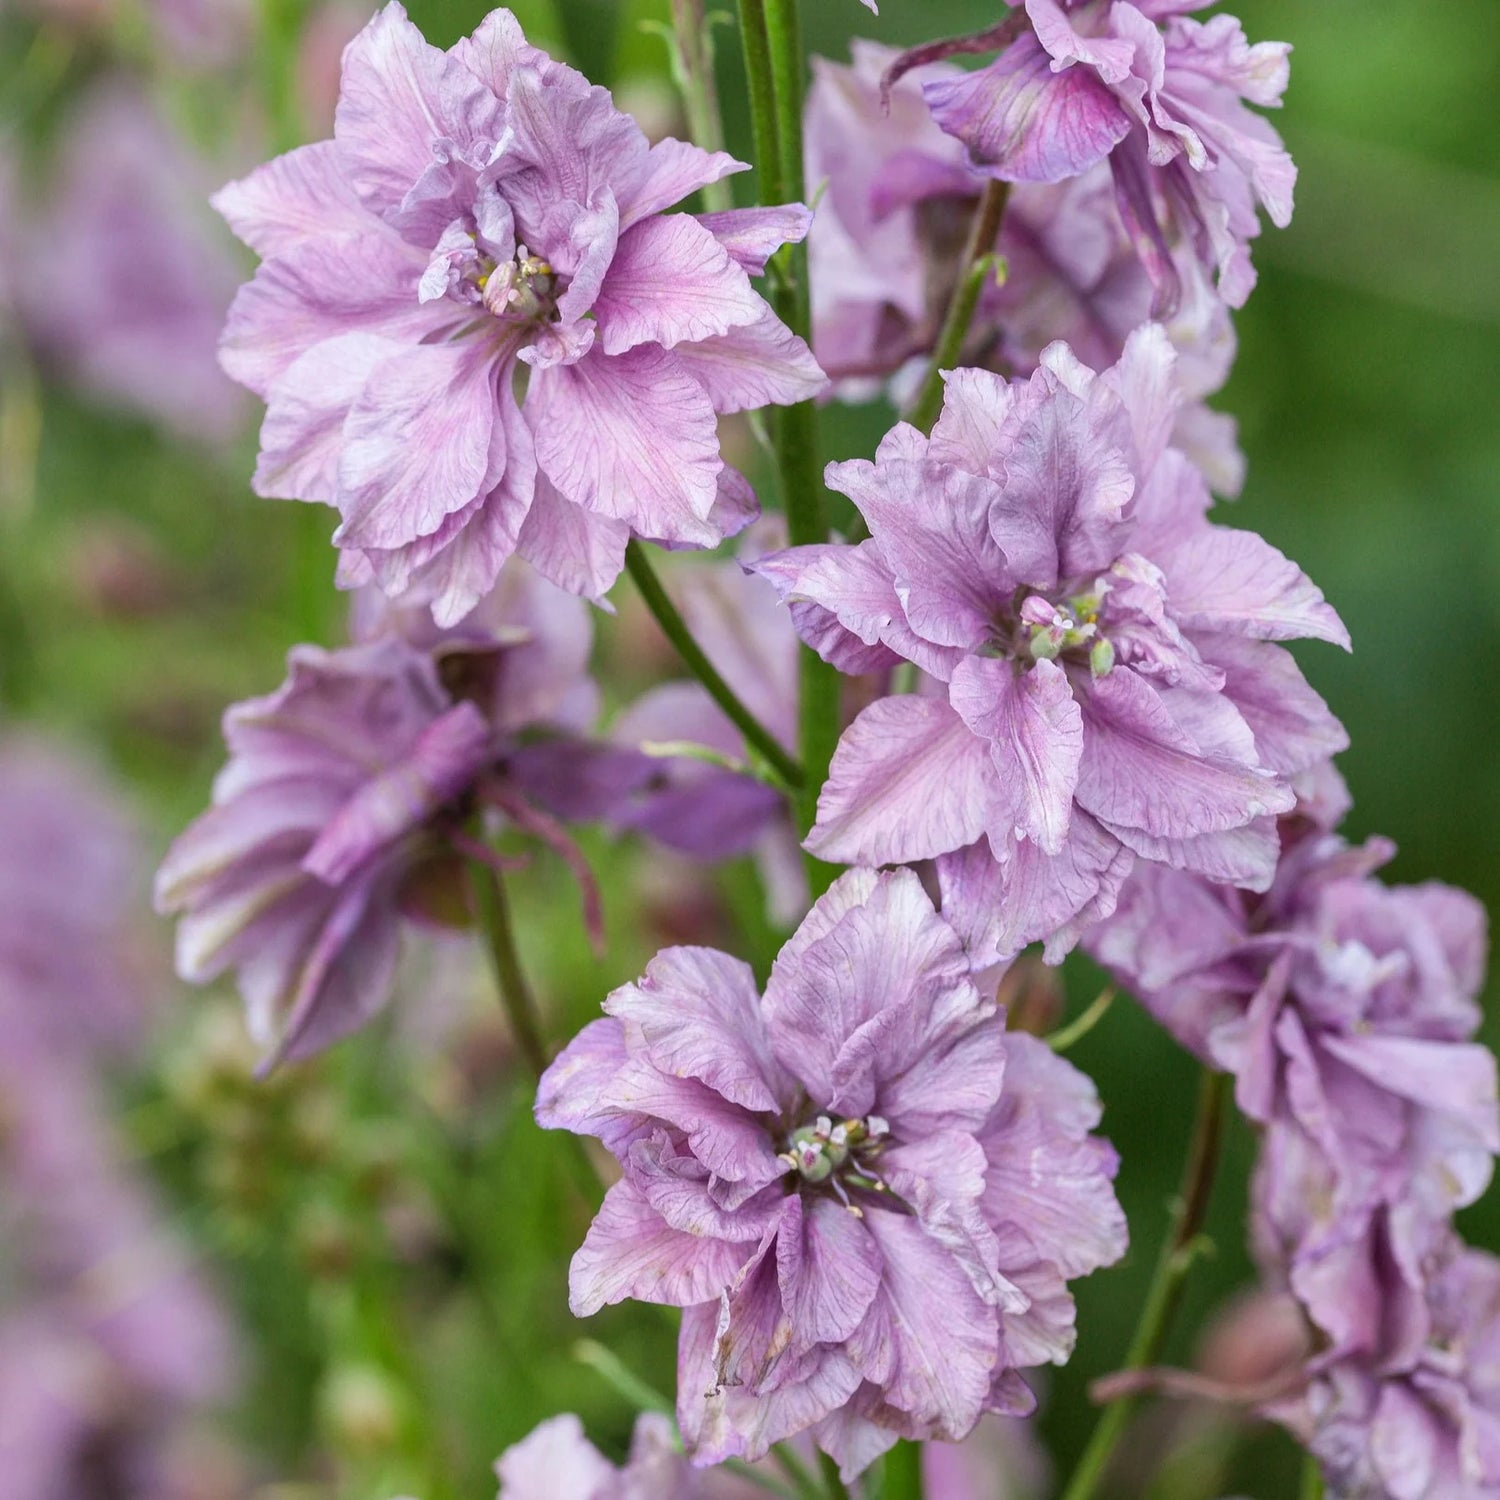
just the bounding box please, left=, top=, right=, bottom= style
left=928, top=366, right=1020, bottom=480
left=1160, top=525, right=1350, bottom=647
left=807, top=695, right=1004, bottom=866
left=251, top=331, right=393, bottom=502
left=1104, top=815, right=1281, bottom=888
left=568, top=1178, right=752, bottom=1316
left=1104, top=321, right=1181, bottom=476
left=212, top=141, right=377, bottom=258
left=618, top=138, right=749, bottom=228
left=603, top=946, right=786, bottom=1112
left=217, top=231, right=436, bottom=398
left=855, top=1211, right=998, bottom=1435
left=333, top=1, right=506, bottom=215
left=671, top=308, right=828, bottom=415
left=822, top=457, right=1015, bottom=652
left=697, top=205, right=814, bottom=276
left=922, top=36, right=1133, bottom=185
left=529, top=345, right=722, bottom=544
left=515, top=473, right=631, bottom=601
left=1075, top=667, right=1293, bottom=840
left=948, top=657, right=1083, bottom=856
left=593, top=214, right=766, bottom=356
left=333, top=340, right=499, bottom=550
left=1027, top=0, right=1138, bottom=82
left=776, top=1195, right=884, bottom=1347
left=398, top=381, right=539, bottom=625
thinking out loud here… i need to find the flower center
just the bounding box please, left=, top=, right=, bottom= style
left=779, top=1113, right=892, bottom=1216
left=479, top=248, right=561, bottom=324
left=1016, top=587, right=1115, bottom=677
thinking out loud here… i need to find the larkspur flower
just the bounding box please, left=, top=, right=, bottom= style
left=537, top=868, right=1125, bottom=1479
left=806, top=41, right=1242, bottom=492
left=1265, top=1236, right=1500, bottom=1500
left=214, top=2, right=825, bottom=624
left=900, top=0, right=1295, bottom=314
left=1093, top=826, right=1498, bottom=1230
left=757, top=326, right=1347, bottom=961
left=155, top=564, right=625, bottom=1065
left=14, top=85, right=246, bottom=443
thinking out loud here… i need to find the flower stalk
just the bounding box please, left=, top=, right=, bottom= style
left=1058, top=1068, right=1232, bottom=1500
left=882, top=1439, right=925, bottom=1500
left=466, top=856, right=550, bottom=1080
left=625, top=540, right=804, bottom=790
left=907, top=179, right=1011, bottom=435
left=668, top=0, right=733, bottom=213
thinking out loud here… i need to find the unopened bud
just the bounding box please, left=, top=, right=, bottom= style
left=1090, top=637, right=1115, bottom=678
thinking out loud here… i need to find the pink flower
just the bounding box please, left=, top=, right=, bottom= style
left=215, top=3, right=825, bottom=624
left=913, top=1, right=1295, bottom=312
left=537, top=869, right=1124, bottom=1479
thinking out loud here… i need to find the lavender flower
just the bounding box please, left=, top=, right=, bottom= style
left=1095, top=827, right=1498, bottom=1233
left=15, top=84, right=246, bottom=443
left=537, top=869, right=1125, bottom=1478
left=909, top=1, right=1295, bottom=313
left=1268, top=1237, right=1500, bottom=1499
left=156, top=564, right=623, bottom=1065
left=214, top=2, right=825, bottom=623
left=757, top=328, right=1347, bottom=961
left=806, top=40, right=1243, bottom=494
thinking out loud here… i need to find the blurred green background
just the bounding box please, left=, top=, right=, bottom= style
left=1, top=0, right=1498, bottom=1496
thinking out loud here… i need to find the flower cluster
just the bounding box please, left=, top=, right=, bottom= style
left=539, top=869, right=1124, bottom=1476
left=142, top=0, right=1500, bottom=1492
left=1094, top=805, right=1500, bottom=1492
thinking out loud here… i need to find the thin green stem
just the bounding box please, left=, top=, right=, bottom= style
left=907, top=179, right=1011, bottom=435
left=465, top=859, right=550, bottom=1079
left=1047, top=987, right=1117, bottom=1053
left=773, top=1442, right=825, bottom=1498
left=882, top=1439, right=925, bottom=1500
left=626, top=541, right=804, bottom=789
left=736, top=0, right=783, bottom=205
left=670, top=0, right=733, bottom=212
left=1300, top=1454, right=1325, bottom=1500
left=1058, top=1068, right=1232, bottom=1500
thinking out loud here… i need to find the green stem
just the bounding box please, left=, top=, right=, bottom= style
left=773, top=1442, right=825, bottom=1498
left=736, top=0, right=783, bottom=205
left=1047, top=987, right=1117, bottom=1053
left=466, top=860, right=550, bottom=1079
left=670, top=0, right=733, bottom=212
left=882, top=1439, right=925, bottom=1500
left=906, top=179, right=1011, bottom=435
left=1058, top=1068, right=1232, bottom=1500
left=1300, top=1454, right=1325, bottom=1500
left=626, top=540, right=804, bottom=790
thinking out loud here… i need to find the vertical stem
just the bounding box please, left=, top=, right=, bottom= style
left=466, top=859, right=550, bottom=1080
left=1058, top=1068, right=1231, bottom=1500
left=671, top=0, right=733, bottom=213
left=736, top=0, right=783, bottom=206
left=1300, top=1454, right=1325, bottom=1500
left=906, top=179, right=1010, bottom=435
left=752, top=0, right=840, bottom=875
left=625, top=541, right=804, bottom=791
left=882, top=1439, right=925, bottom=1500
